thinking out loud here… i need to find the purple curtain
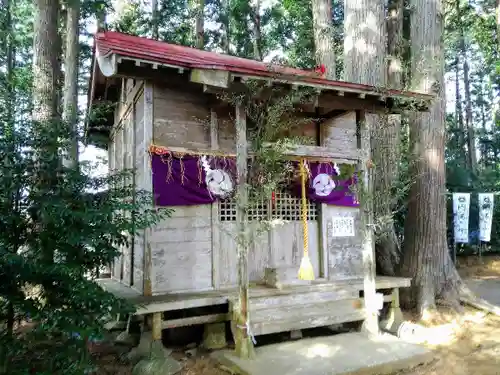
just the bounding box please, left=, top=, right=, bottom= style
left=151, top=152, right=236, bottom=206
left=291, top=161, right=359, bottom=207
left=151, top=151, right=358, bottom=208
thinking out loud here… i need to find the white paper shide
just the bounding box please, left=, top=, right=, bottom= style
left=478, top=193, right=494, bottom=242
left=331, top=216, right=355, bottom=237
left=452, top=193, right=470, bottom=243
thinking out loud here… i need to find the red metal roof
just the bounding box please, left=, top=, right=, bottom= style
left=94, top=31, right=432, bottom=100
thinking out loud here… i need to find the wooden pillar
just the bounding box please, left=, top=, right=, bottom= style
left=152, top=312, right=162, bottom=341
left=210, top=110, right=221, bottom=289
left=143, top=81, right=154, bottom=297
left=357, top=110, right=379, bottom=335
left=233, top=104, right=255, bottom=358
left=119, top=125, right=126, bottom=282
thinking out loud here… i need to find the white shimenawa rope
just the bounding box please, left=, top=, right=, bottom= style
left=333, top=162, right=340, bottom=176
left=200, top=155, right=214, bottom=199
left=237, top=321, right=257, bottom=345
left=200, top=155, right=211, bottom=174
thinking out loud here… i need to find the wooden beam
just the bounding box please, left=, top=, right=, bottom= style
left=191, top=68, right=230, bottom=88
left=265, top=144, right=360, bottom=164
left=150, top=144, right=359, bottom=164
left=233, top=104, right=255, bottom=359
left=210, top=110, right=221, bottom=290
left=142, top=82, right=154, bottom=297
left=114, top=62, right=430, bottom=112
left=161, top=313, right=229, bottom=329
left=316, top=93, right=390, bottom=113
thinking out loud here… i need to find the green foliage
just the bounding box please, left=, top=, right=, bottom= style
left=444, top=0, right=500, bottom=253
left=0, top=120, right=170, bottom=374
left=221, top=81, right=317, bottom=203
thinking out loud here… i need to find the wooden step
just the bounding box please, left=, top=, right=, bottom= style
left=250, top=289, right=358, bottom=310
left=230, top=292, right=367, bottom=336
left=249, top=298, right=366, bottom=336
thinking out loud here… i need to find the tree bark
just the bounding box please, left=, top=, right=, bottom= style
left=0, top=0, right=15, bottom=372
left=372, top=0, right=403, bottom=276
left=221, top=0, right=230, bottom=54
left=96, top=2, right=106, bottom=31
left=454, top=56, right=465, bottom=158
left=195, top=0, right=205, bottom=49
left=4, top=0, right=14, bottom=130
left=152, top=0, right=159, bottom=40
left=400, top=0, right=463, bottom=317
left=343, top=0, right=385, bottom=333
left=62, top=0, right=80, bottom=168
left=477, top=73, right=487, bottom=163
left=311, top=0, right=335, bottom=79
left=251, top=0, right=262, bottom=60
left=456, top=0, right=477, bottom=174
left=344, top=0, right=399, bottom=276
left=33, top=0, right=60, bottom=130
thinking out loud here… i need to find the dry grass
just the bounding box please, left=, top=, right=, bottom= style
left=395, top=255, right=500, bottom=375
left=396, top=309, right=500, bottom=375
left=456, top=255, right=500, bottom=279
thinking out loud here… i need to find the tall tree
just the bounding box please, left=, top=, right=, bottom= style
left=456, top=0, right=477, bottom=173
left=343, top=0, right=385, bottom=333
left=250, top=0, right=262, bottom=60
left=0, top=0, right=15, bottom=371
left=32, top=0, right=60, bottom=268
left=152, top=0, right=158, bottom=39
left=311, top=0, right=335, bottom=78
left=454, top=56, right=465, bottom=158
left=400, top=0, right=462, bottom=315
left=62, top=0, right=80, bottom=167
left=33, top=0, right=60, bottom=132
left=373, top=0, right=403, bottom=276
left=194, top=0, right=205, bottom=48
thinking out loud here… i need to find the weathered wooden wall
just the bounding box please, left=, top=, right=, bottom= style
left=132, top=86, right=145, bottom=293
left=320, top=111, right=363, bottom=280
left=109, top=74, right=364, bottom=296
left=151, top=81, right=213, bottom=294
left=109, top=78, right=146, bottom=293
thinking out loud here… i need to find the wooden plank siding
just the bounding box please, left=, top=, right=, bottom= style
left=319, top=111, right=364, bottom=280
left=151, top=82, right=214, bottom=294
left=108, top=77, right=366, bottom=295
left=132, top=88, right=145, bottom=293
left=108, top=79, right=146, bottom=293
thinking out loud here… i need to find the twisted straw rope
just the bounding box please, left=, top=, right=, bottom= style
left=300, top=159, right=308, bottom=255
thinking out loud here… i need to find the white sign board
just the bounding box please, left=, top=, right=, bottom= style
left=331, top=216, right=355, bottom=237
left=452, top=193, right=470, bottom=243
left=478, top=193, right=494, bottom=242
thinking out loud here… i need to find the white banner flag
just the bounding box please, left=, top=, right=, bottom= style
left=478, top=193, right=494, bottom=242
left=453, top=193, right=470, bottom=243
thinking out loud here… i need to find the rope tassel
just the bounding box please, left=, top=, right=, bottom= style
left=298, top=158, right=315, bottom=281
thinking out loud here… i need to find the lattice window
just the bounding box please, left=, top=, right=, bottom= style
left=219, top=199, right=237, bottom=222
left=218, top=190, right=318, bottom=222
left=271, top=190, right=318, bottom=221
left=218, top=194, right=269, bottom=222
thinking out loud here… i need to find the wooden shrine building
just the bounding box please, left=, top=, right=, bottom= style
left=86, top=31, right=433, bottom=353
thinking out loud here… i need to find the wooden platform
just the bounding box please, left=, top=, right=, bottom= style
left=97, top=276, right=410, bottom=316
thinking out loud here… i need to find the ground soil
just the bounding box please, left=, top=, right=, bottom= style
left=94, top=255, right=500, bottom=375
